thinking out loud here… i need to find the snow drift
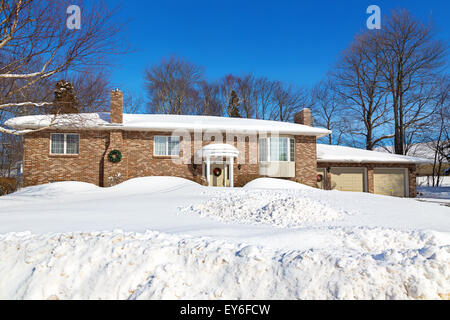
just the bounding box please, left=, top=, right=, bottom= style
left=0, top=177, right=449, bottom=300
left=0, top=229, right=448, bottom=300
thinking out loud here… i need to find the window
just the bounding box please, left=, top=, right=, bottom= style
left=259, top=138, right=268, bottom=162
left=258, top=137, right=295, bottom=162
left=154, top=136, right=180, bottom=156
left=50, top=133, right=79, bottom=155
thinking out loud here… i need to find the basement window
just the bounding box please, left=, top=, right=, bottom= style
left=50, top=133, right=79, bottom=155
left=154, top=136, right=180, bottom=156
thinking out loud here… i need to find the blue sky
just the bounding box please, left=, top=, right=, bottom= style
left=106, top=0, right=449, bottom=99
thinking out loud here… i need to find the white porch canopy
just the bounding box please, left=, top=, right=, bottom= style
left=198, top=144, right=239, bottom=187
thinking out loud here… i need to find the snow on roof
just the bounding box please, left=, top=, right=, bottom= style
left=5, top=112, right=331, bottom=137
left=199, top=143, right=240, bottom=158
left=375, top=142, right=449, bottom=163
left=317, top=144, right=431, bottom=164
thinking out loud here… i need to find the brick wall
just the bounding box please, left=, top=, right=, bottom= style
left=22, top=130, right=318, bottom=188
left=24, top=129, right=417, bottom=197
left=110, top=90, right=123, bottom=124
left=294, top=136, right=317, bottom=187
left=23, top=130, right=109, bottom=187
left=317, top=162, right=417, bottom=198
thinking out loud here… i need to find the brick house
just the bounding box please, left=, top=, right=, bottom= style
left=6, top=90, right=427, bottom=197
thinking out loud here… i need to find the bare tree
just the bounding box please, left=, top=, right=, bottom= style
left=311, top=78, right=347, bottom=145
left=197, top=81, right=223, bottom=116
left=254, top=77, right=276, bottom=120
left=375, top=9, right=447, bottom=154
left=69, top=71, right=112, bottom=113
left=236, top=74, right=256, bottom=118
left=145, top=56, right=204, bottom=115
left=0, top=0, right=126, bottom=135
left=330, top=31, right=392, bottom=150
left=417, top=76, right=449, bottom=187
left=123, top=90, right=145, bottom=114
left=271, top=82, right=311, bottom=122
left=0, top=131, right=22, bottom=178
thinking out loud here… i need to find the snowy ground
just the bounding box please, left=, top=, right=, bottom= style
left=417, top=176, right=450, bottom=203
left=0, top=177, right=449, bottom=300
left=417, top=176, right=450, bottom=187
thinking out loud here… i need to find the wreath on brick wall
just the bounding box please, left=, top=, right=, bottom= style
left=317, top=174, right=323, bottom=182
left=108, top=150, right=122, bottom=163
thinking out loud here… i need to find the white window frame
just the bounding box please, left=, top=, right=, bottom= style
left=153, top=135, right=180, bottom=157
left=258, top=137, right=295, bottom=162
left=50, top=133, right=80, bottom=155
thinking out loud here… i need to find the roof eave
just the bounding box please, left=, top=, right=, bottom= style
left=11, top=124, right=331, bottom=137
left=317, top=158, right=427, bottom=164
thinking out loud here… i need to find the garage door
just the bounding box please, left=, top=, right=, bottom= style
left=330, top=167, right=365, bottom=192
left=374, top=168, right=406, bottom=197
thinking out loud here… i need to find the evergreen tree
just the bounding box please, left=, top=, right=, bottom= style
left=227, top=90, right=241, bottom=118
left=53, top=80, right=79, bottom=114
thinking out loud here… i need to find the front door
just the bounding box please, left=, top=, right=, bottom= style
left=210, top=164, right=228, bottom=187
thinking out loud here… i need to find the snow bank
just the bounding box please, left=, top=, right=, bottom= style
left=0, top=229, right=448, bottom=300
left=1, top=176, right=449, bottom=300
left=11, top=181, right=100, bottom=199
left=180, top=188, right=351, bottom=228
left=8, top=177, right=200, bottom=199
left=243, top=178, right=313, bottom=190
left=109, top=176, right=201, bottom=194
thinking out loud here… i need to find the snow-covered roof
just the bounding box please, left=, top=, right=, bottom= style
left=375, top=142, right=449, bottom=163
left=5, top=112, right=331, bottom=137
left=317, top=144, right=431, bottom=164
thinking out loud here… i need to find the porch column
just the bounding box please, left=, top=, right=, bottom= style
left=206, top=156, right=211, bottom=186
left=229, top=156, right=234, bottom=187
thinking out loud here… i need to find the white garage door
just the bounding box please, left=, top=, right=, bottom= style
left=330, top=167, right=365, bottom=192
left=374, top=168, right=406, bottom=197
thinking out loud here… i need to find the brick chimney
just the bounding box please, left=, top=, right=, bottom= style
left=294, top=108, right=312, bottom=126
left=110, top=89, right=123, bottom=124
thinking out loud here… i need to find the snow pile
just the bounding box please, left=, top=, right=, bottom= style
left=11, top=181, right=99, bottom=199
left=1, top=177, right=449, bottom=300
left=180, top=188, right=351, bottom=228
left=243, top=177, right=313, bottom=190
left=109, top=176, right=201, bottom=194
left=0, top=229, right=448, bottom=300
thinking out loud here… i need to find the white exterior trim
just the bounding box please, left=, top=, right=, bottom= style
left=49, top=133, right=80, bottom=155
left=153, top=135, right=180, bottom=157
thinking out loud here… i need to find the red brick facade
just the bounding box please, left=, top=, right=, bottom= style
left=22, top=129, right=318, bottom=188
left=19, top=90, right=416, bottom=196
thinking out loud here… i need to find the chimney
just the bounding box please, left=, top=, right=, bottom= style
left=110, top=89, right=123, bottom=124
left=294, top=108, right=312, bottom=126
